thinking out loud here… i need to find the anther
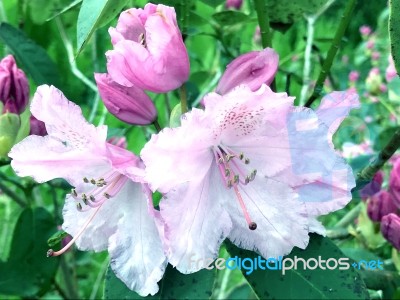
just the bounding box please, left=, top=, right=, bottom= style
left=245, top=177, right=250, bottom=184
left=249, top=222, right=257, bottom=230
left=227, top=180, right=233, bottom=188
left=226, top=154, right=236, bottom=162
left=239, top=152, right=244, bottom=160
left=233, top=175, right=239, bottom=184
left=90, top=195, right=95, bottom=202
left=90, top=179, right=96, bottom=185
left=47, top=249, right=54, bottom=257
left=76, top=203, right=83, bottom=211
left=104, top=192, right=111, bottom=199
left=218, top=157, right=224, bottom=164
left=83, top=177, right=89, bottom=183
left=71, top=189, right=77, bottom=197
left=244, top=158, right=250, bottom=164
left=249, top=170, right=257, bottom=181
left=225, top=169, right=230, bottom=177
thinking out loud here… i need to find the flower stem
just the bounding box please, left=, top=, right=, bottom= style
left=253, top=0, right=276, bottom=91
left=60, top=255, right=79, bottom=299
left=304, top=0, right=356, bottom=108
left=0, top=180, right=26, bottom=207
left=253, top=0, right=272, bottom=48
left=179, top=84, right=188, bottom=114
left=357, top=129, right=400, bottom=184
left=153, top=120, right=162, bottom=133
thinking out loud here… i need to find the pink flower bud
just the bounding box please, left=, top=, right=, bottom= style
left=216, top=48, right=279, bottom=95
left=226, top=0, right=243, bottom=9
left=95, top=73, right=157, bottom=125
left=348, top=71, right=359, bottom=82
left=359, top=25, right=372, bottom=37
left=29, top=115, right=47, bottom=136
left=0, top=55, right=29, bottom=114
left=372, top=51, right=380, bottom=61
left=366, top=40, right=374, bottom=50
left=386, top=55, right=397, bottom=82
left=389, top=160, right=400, bottom=206
left=106, top=4, right=190, bottom=93
left=367, top=190, right=398, bottom=222
left=381, top=213, right=400, bottom=250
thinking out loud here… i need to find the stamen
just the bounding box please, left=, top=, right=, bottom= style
left=47, top=206, right=103, bottom=257
left=104, top=192, right=111, bottom=199
left=244, top=158, right=250, bottom=164
left=71, top=189, right=77, bottom=197
left=83, top=177, right=89, bottom=183
left=218, top=157, right=224, bottom=164
left=239, top=152, right=244, bottom=160
left=90, top=195, right=95, bottom=202
left=233, top=185, right=257, bottom=231
left=90, top=179, right=96, bottom=185
left=225, top=169, right=230, bottom=177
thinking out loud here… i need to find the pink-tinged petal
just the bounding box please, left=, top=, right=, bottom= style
left=160, top=166, right=232, bottom=273
left=141, top=109, right=215, bottom=193
left=31, top=85, right=107, bottom=151
left=108, top=182, right=167, bottom=296
left=61, top=174, right=129, bottom=251
left=215, top=48, right=279, bottom=95
left=225, top=177, right=310, bottom=258
left=109, top=8, right=145, bottom=45
left=316, top=91, right=360, bottom=136
left=9, top=135, right=109, bottom=185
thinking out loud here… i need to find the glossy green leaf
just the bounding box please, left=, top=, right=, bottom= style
left=0, top=23, right=60, bottom=86
left=0, top=208, right=59, bottom=297
left=212, top=11, right=249, bottom=26
left=169, top=103, right=182, bottom=128
left=225, top=234, right=369, bottom=299
left=390, top=0, right=400, bottom=77
left=104, top=264, right=215, bottom=299
left=77, top=0, right=128, bottom=55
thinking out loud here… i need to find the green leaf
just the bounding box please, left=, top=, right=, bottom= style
left=0, top=207, right=59, bottom=297
left=199, top=0, right=225, bottom=7
left=225, top=283, right=257, bottom=299
left=266, top=0, right=329, bottom=27
left=46, top=0, right=83, bottom=22
left=0, top=23, right=60, bottom=87
left=170, top=103, right=182, bottom=128
left=212, top=11, right=249, bottom=26
left=225, top=234, right=369, bottom=299
left=77, top=0, right=128, bottom=55
left=104, top=264, right=215, bottom=299
left=0, top=113, right=20, bottom=157
left=390, top=0, right=400, bottom=77
left=374, top=126, right=400, bottom=151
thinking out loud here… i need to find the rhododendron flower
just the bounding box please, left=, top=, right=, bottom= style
left=216, top=48, right=278, bottom=95
left=141, top=84, right=358, bottom=273
left=9, top=85, right=166, bottom=296
left=106, top=3, right=189, bottom=93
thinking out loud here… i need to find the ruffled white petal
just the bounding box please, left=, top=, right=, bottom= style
left=108, top=182, right=167, bottom=296
left=160, top=164, right=232, bottom=273
left=31, top=85, right=107, bottom=152
left=9, top=135, right=109, bottom=185
left=224, top=176, right=310, bottom=258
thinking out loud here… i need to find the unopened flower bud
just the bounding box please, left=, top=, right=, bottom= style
left=389, top=160, right=400, bottom=207
left=95, top=73, right=157, bottom=125
left=348, top=71, right=359, bottom=83
left=226, top=0, right=243, bottom=9
left=386, top=55, right=397, bottom=82
left=367, top=190, right=398, bottom=222
left=381, top=213, right=400, bottom=250
left=216, top=48, right=279, bottom=95
left=0, top=55, right=29, bottom=114
left=366, top=67, right=382, bottom=95
left=359, top=25, right=372, bottom=37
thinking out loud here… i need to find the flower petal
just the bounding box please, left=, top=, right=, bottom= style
left=108, top=182, right=167, bottom=296
left=225, top=176, right=310, bottom=258
left=9, top=135, right=109, bottom=185
left=141, top=108, right=215, bottom=193
left=31, top=85, right=107, bottom=151
left=160, top=165, right=232, bottom=273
